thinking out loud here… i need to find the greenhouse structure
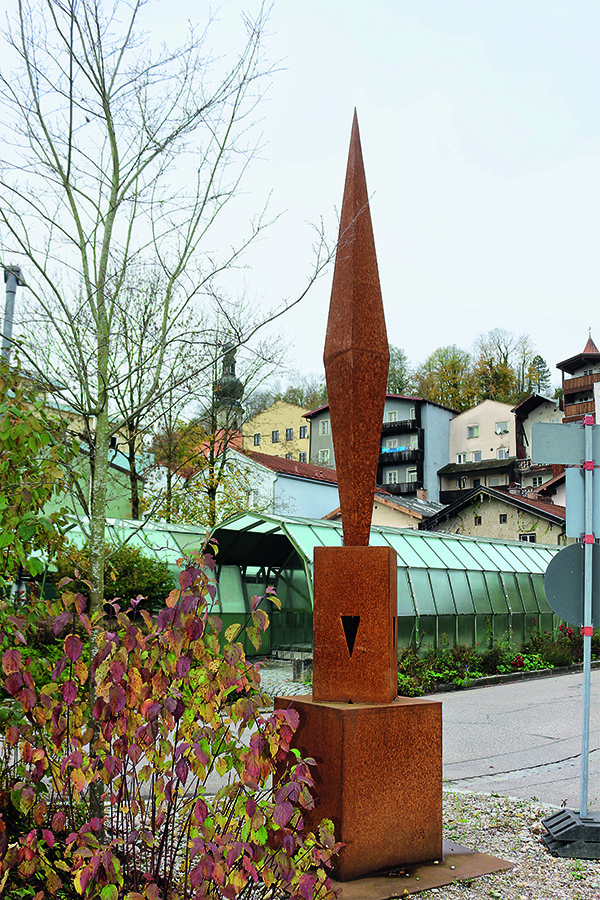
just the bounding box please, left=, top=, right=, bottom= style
left=210, top=512, right=562, bottom=655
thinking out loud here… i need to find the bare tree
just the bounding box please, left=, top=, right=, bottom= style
left=0, top=1, right=331, bottom=617
left=145, top=317, right=286, bottom=526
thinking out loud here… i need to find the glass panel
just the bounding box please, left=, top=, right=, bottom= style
left=516, top=573, right=539, bottom=612
left=466, top=571, right=492, bottom=614
left=510, top=544, right=548, bottom=574
left=490, top=614, right=511, bottom=643
left=474, top=543, right=505, bottom=572
left=437, top=615, right=456, bottom=648
left=532, top=574, right=553, bottom=613
left=417, top=616, right=436, bottom=650
left=402, top=533, right=448, bottom=568
left=425, top=537, right=469, bottom=569
left=489, top=542, right=529, bottom=572
left=397, top=568, right=416, bottom=616
left=510, top=614, right=526, bottom=646
left=448, top=570, right=475, bottom=614
left=305, top=524, right=343, bottom=548
left=484, top=573, right=510, bottom=612
left=397, top=616, right=417, bottom=648
left=276, top=568, right=311, bottom=610
left=384, top=533, right=428, bottom=569
left=407, top=569, right=436, bottom=615
left=217, top=566, right=247, bottom=612
left=501, top=572, right=525, bottom=613
left=440, top=538, right=486, bottom=570
left=457, top=615, right=474, bottom=646
left=429, top=569, right=456, bottom=614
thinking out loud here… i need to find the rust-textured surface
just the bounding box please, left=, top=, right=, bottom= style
left=324, top=111, right=389, bottom=547
left=312, top=545, right=397, bottom=703
left=329, top=842, right=515, bottom=898
left=275, top=695, right=442, bottom=882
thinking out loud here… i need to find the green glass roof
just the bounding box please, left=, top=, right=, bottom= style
left=212, top=513, right=559, bottom=575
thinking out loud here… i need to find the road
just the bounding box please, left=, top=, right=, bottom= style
left=439, top=668, right=600, bottom=809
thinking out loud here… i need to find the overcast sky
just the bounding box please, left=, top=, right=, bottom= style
left=183, top=0, right=598, bottom=391
left=7, top=1, right=596, bottom=390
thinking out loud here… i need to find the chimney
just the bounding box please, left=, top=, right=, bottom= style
left=416, top=489, right=428, bottom=501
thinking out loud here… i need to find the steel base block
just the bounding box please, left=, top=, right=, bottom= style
left=274, top=694, right=442, bottom=881
left=542, top=808, right=600, bottom=859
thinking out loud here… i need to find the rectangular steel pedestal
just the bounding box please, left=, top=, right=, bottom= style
left=275, top=695, right=442, bottom=881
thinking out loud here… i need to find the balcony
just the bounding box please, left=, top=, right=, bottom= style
left=378, top=448, right=423, bottom=464
left=563, top=401, right=595, bottom=422
left=380, top=481, right=421, bottom=496
left=563, top=372, right=600, bottom=393
left=381, top=419, right=420, bottom=435
left=516, top=457, right=532, bottom=470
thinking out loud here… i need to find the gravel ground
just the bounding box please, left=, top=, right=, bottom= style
left=258, top=663, right=600, bottom=898
left=421, top=790, right=600, bottom=900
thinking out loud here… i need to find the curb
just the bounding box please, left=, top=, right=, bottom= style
left=425, top=659, right=600, bottom=694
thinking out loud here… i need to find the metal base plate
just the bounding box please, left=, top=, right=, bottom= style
left=329, top=840, right=515, bottom=898
left=542, top=808, right=600, bottom=859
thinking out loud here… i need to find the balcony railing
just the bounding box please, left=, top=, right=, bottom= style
left=516, top=457, right=532, bottom=470
left=563, top=401, right=595, bottom=420
left=563, top=372, right=600, bottom=393
left=379, top=448, right=423, bottom=464
left=381, top=419, right=420, bottom=434
left=379, top=481, right=421, bottom=495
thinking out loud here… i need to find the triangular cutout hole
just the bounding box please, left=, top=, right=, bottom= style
left=341, top=615, right=360, bottom=658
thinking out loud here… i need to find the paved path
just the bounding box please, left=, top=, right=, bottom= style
left=438, top=668, right=600, bottom=809
left=208, top=664, right=600, bottom=809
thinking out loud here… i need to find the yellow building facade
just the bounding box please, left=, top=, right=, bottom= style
left=241, top=400, right=310, bottom=462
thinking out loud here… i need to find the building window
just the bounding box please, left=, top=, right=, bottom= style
left=467, top=425, right=479, bottom=439
left=319, top=419, right=330, bottom=436
left=474, top=516, right=482, bottom=526
left=386, top=410, right=398, bottom=423
left=409, top=407, right=416, bottom=420
left=457, top=452, right=467, bottom=464
left=472, top=450, right=482, bottom=463
left=407, top=467, right=417, bottom=483
left=285, top=427, right=294, bottom=441
left=499, top=514, right=507, bottom=524
left=299, top=425, right=308, bottom=439
left=489, top=476, right=503, bottom=486
left=318, top=448, right=330, bottom=464
left=285, top=452, right=293, bottom=460
left=271, top=430, right=280, bottom=443
left=473, top=478, right=481, bottom=487
left=519, top=533, right=537, bottom=543
left=497, top=447, right=509, bottom=460
left=387, top=470, right=398, bottom=484
left=299, top=451, right=307, bottom=463
left=386, top=438, right=398, bottom=449
left=253, top=433, right=261, bottom=447
left=408, top=433, right=418, bottom=449
left=495, top=421, right=509, bottom=435
left=532, top=475, right=544, bottom=487
left=457, top=476, right=467, bottom=489
left=247, top=489, right=257, bottom=508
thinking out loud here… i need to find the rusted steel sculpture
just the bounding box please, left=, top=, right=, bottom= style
left=276, top=113, right=442, bottom=883
left=313, top=111, right=397, bottom=706
left=323, top=110, right=389, bottom=549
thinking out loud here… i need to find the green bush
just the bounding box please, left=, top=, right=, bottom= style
left=54, top=542, right=174, bottom=614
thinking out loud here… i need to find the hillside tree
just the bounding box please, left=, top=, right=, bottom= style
left=414, top=345, right=473, bottom=411
left=387, top=345, right=413, bottom=395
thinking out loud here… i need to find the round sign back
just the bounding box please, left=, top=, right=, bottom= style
left=544, top=542, right=600, bottom=628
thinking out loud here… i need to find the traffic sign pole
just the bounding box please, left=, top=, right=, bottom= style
left=581, top=415, right=594, bottom=818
